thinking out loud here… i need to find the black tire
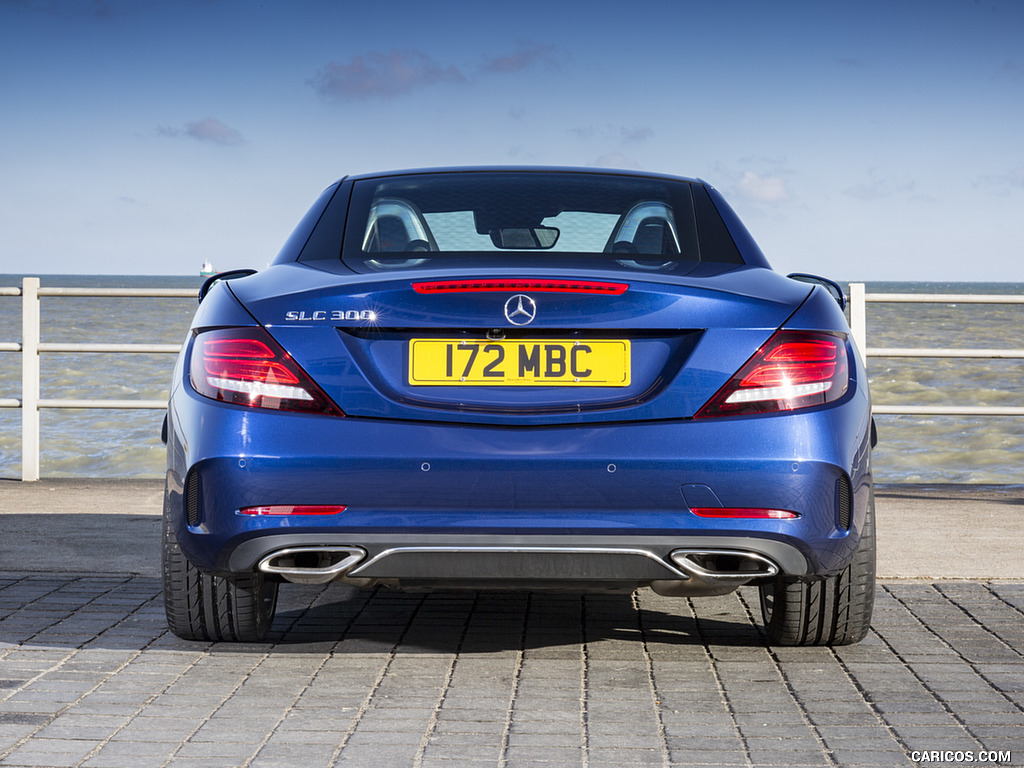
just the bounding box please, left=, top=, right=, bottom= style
left=162, top=508, right=278, bottom=642
left=758, top=487, right=876, bottom=646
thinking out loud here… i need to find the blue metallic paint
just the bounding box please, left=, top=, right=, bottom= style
left=166, top=362, right=870, bottom=578
left=225, top=266, right=818, bottom=425
left=164, top=168, right=872, bottom=604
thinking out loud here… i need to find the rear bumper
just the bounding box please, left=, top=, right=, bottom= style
left=165, top=388, right=873, bottom=585
left=233, top=532, right=801, bottom=596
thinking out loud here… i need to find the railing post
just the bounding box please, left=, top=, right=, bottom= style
left=848, top=282, right=867, bottom=365
left=21, top=277, right=40, bottom=481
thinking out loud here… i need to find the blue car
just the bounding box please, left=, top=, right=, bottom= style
left=162, top=167, right=875, bottom=645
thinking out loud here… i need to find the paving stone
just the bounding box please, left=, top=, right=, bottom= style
left=0, top=571, right=1022, bottom=766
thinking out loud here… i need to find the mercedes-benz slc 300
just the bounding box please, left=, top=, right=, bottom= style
left=161, top=167, right=875, bottom=645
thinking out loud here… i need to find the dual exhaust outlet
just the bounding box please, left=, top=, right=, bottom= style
left=652, top=549, right=779, bottom=596
left=257, top=545, right=779, bottom=594
left=258, top=546, right=366, bottom=585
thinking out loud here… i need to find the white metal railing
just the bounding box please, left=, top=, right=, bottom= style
left=2, top=277, right=194, bottom=481
left=847, top=283, right=1024, bottom=417
left=2, top=278, right=1023, bottom=480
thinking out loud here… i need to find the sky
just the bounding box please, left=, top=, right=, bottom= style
left=1, top=0, right=1022, bottom=281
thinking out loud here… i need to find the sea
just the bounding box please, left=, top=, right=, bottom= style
left=1, top=275, right=1022, bottom=484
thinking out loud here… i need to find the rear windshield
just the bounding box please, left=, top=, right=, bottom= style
left=332, top=172, right=743, bottom=275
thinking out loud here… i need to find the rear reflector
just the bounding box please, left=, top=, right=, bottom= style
left=412, top=279, right=628, bottom=295
left=690, top=507, right=799, bottom=519
left=239, top=505, right=347, bottom=516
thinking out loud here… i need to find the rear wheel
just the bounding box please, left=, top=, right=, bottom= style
left=758, top=487, right=875, bottom=646
left=162, top=509, right=278, bottom=642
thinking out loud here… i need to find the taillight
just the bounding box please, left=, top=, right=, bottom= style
left=190, top=327, right=344, bottom=416
left=695, top=330, right=848, bottom=418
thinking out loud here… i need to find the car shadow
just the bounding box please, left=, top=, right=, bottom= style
left=0, top=576, right=769, bottom=652
left=261, top=582, right=768, bottom=650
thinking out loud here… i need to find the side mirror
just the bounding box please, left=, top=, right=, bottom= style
left=787, top=272, right=846, bottom=311
left=198, top=269, right=258, bottom=303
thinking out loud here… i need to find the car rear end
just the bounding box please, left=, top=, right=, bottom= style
left=163, top=168, right=874, bottom=644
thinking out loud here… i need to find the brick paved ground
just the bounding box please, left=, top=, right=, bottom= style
left=0, top=575, right=1021, bottom=768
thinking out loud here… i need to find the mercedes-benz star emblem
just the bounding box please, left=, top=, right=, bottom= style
left=504, top=294, right=537, bottom=326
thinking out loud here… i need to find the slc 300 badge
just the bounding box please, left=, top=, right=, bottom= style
left=284, top=309, right=377, bottom=322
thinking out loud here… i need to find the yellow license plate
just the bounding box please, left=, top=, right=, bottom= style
left=409, top=339, right=631, bottom=386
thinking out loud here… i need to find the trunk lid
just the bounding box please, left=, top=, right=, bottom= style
left=228, top=264, right=811, bottom=424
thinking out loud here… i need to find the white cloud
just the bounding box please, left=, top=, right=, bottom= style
left=975, top=163, right=1024, bottom=194
left=994, top=58, right=1024, bottom=84
left=736, top=171, right=789, bottom=203
left=843, top=182, right=885, bottom=202
left=308, top=42, right=562, bottom=103
left=310, top=50, right=466, bottom=100
left=185, top=118, right=245, bottom=146
left=589, top=152, right=643, bottom=170
left=572, top=124, right=653, bottom=145
left=481, top=40, right=559, bottom=74
left=620, top=126, right=654, bottom=143
left=157, top=118, right=246, bottom=146
left=843, top=174, right=931, bottom=203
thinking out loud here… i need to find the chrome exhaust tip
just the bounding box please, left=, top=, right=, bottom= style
left=670, top=549, right=779, bottom=581
left=258, top=546, right=366, bottom=585
left=651, top=549, right=779, bottom=597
